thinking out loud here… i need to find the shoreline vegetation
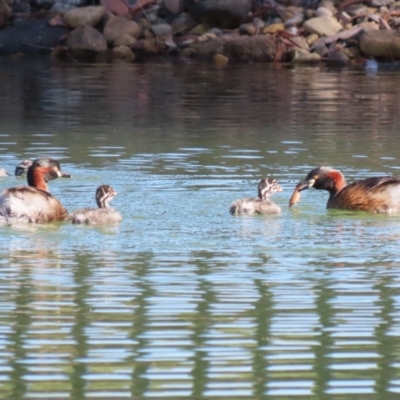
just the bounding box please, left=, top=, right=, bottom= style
left=1, top=0, right=400, bottom=64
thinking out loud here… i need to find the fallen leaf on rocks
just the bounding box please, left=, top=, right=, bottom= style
left=49, top=14, right=67, bottom=27
left=310, top=26, right=364, bottom=50
left=339, top=0, right=371, bottom=10
left=164, top=35, right=176, bottom=48
left=130, top=0, right=156, bottom=17
left=379, top=17, right=391, bottom=30
left=274, top=39, right=286, bottom=62
left=100, top=0, right=130, bottom=17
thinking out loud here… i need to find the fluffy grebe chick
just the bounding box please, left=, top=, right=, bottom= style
left=0, top=157, right=69, bottom=224
left=290, top=166, right=400, bottom=213
left=69, top=185, right=122, bottom=225
left=230, top=177, right=282, bottom=216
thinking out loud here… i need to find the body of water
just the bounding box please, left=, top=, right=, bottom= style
left=0, top=57, right=400, bottom=399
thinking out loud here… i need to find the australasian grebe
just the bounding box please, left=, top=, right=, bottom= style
left=15, top=159, right=71, bottom=178
left=69, top=184, right=122, bottom=225
left=290, top=166, right=400, bottom=213
left=0, top=157, right=70, bottom=223
left=230, top=177, right=282, bottom=216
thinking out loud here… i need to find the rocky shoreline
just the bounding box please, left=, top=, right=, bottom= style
left=1, top=0, right=400, bottom=64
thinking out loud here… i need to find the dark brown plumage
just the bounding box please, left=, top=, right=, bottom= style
left=290, top=166, right=400, bottom=214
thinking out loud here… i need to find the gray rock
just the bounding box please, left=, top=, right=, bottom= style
left=343, top=4, right=368, bottom=16
left=58, top=0, right=86, bottom=6
left=286, top=26, right=299, bottom=35
left=103, top=15, right=142, bottom=43
left=171, top=12, right=197, bottom=33
left=239, top=22, right=256, bottom=35
left=312, top=43, right=328, bottom=56
left=184, top=0, right=252, bottom=29
left=151, top=23, right=173, bottom=37
left=370, top=0, right=394, bottom=6
left=66, top=25, right=107, bottom=59
left=64, top=6, right=106, bottom=29
left=0, top=18, right=69, bottom=54
left=111, top=45, right=135, bottom=62
left=280, top=6, right=303, bottom=22
left=289, top=47, right=320, bottom=62
left=113, top=33, right=136, bottom=47
left=34, top=0, right=85, bottom=6
left=327, top=49, right=349, bottom=64
left=50, top=2, right=74, bottom=12
left=305, top=9, right=316, bottom=19
left=284, top=12, right=304, bottom=27
left=208, top=27, right=223, bottom=36
left=34, top=0, right=55, bottom=6
left=358, top=21, right=379, bottom=31
left=392, top=17, right=400, bottom=26
left=319, top=0, right=336, bottom=12
left=10, top=1, right=30, bottom=13
left=290, top=35, right=309, bottom=50
left=316, top=7, right=332, bottom=17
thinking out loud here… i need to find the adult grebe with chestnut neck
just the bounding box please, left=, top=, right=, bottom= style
left=0, top=157, right=71, bottom=224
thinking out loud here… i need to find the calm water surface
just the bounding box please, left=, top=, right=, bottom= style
left=0, top=58, right=400, bottom=399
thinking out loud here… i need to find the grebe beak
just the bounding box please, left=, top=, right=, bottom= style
left=56, top=169, right=72, bottom=178
left=296, top=178, right=315, bottom=191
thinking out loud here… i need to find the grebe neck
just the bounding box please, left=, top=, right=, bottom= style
left=27, top=168, right=49, bottom=191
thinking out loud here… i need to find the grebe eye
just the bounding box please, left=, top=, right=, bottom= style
left=313, top=175, right=319, bottom=180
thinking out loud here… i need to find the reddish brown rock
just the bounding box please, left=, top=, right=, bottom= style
left=190, top=34, right=276, bottom=62
left=165, top=0, right=183, bottom=14
left=360, top=30, right=400, bottom=60
left=100, top=0, right=129, bottom=17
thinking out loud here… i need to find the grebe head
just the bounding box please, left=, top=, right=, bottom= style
left=257, top=177, right=282, bottom=200
left=294, top=166, right=346, bottom=193
left=15, top=159, right=33, bottom=176
left=95, top=185, right=118, bottom=209
left=17, top=158, right=71, bottom=179
left=27, top=157, right=71, bottom=191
